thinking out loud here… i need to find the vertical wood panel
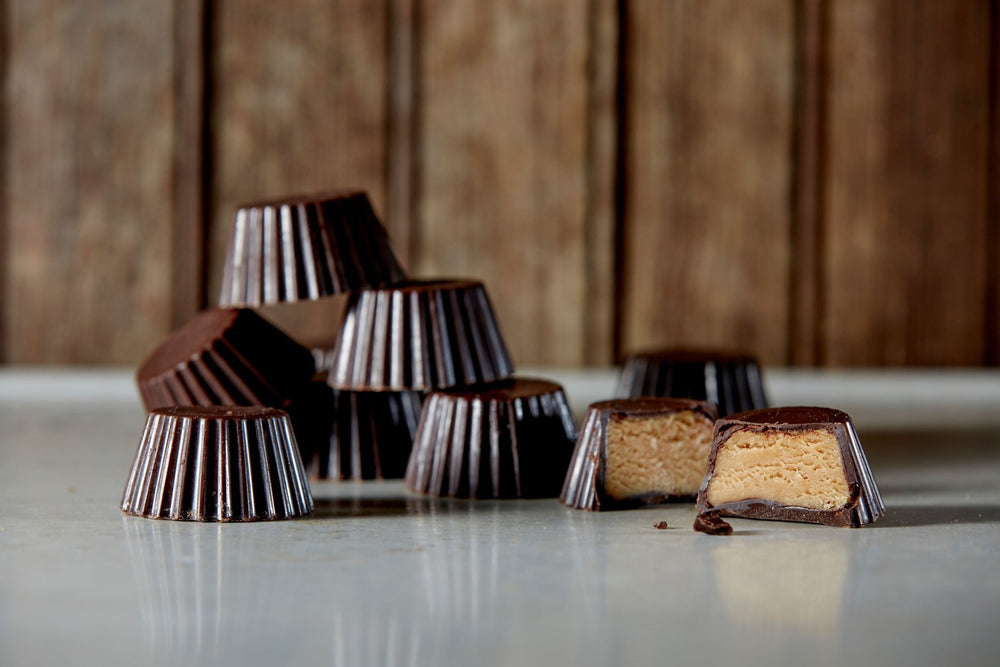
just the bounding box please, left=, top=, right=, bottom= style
left=583, top=0, right=619, bottom=365
left=789, top=0, right=827, bottom=366
left=416, top=0, right=598, bottom=367
left=4, top=0, right=178, bottom=363
left=209, top=0, right=390, bottom=347
left=824, top=0, right=991, bottom=365
left=620, top=0, right=795, bottom=366
left=988, top=0, right=1000, bottom=366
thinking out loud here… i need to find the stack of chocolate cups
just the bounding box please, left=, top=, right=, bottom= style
left=322, top=279, right=577, bottom=497
left=125, top=191, right=406, bottom=520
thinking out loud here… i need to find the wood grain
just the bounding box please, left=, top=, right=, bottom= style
left=208, top=0, right=390, bottom=348
left=619, top=0, right=795, bottom=366
left=4, top=0, right=177, bottom=363
left=823, top=0, right=992, bottom=365
left=416, top=0, right=594, bottom=367
left=583, top=0, right=619, bottom=365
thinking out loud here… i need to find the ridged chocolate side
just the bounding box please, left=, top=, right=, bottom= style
left=617, top=350, right=767, bottom=417
left=696, top=406, right=885, bottom=527
left=560, top=398, right=718, bottom=511
left=218, top=191, right=406, bottom=307
left=121, top=407, right=313, bottom=522
left=328, top=280, right=515, bottom=391
left=309, top=388, right=424, bottom=480
left=405, top=379, right=576, bottom=498
left=136, top=308, right=316, bottom=411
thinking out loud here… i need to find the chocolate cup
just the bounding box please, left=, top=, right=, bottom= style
left=405, top=378, right=577, bottom=499
left=327, top=279, right=515, bottom=391
left=305, top=387, right=424, bottom=480
left=560, top=397, right=718, bottom=511
left=696, top=406, right=885, bottom=527
left=121, top=406, right=314, bottom=522
left=218, top=191, right=406, bottom=307
left=617, top=348, right=767, bottom=417
left=136, top=308, right=316, bottom=411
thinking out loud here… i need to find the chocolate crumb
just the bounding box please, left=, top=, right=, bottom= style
left=693, top=511, right=733, bottom=535
left=653, top=521, right=669, bottom=530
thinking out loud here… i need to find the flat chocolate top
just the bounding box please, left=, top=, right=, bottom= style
left=623, top=348, right=759, bottom=364
left=151, top=405, right=288, bottom=421
left=365, top=278, right=483, bottom=294
left=137, top=309, right=243, bottom=379
left=432, top=378, right=563, bottom=401
left=724, top=406, right=850, bottom=426
left=591, top=396, right=716, bottom=417
left=235, top=190, right=367, bottom=209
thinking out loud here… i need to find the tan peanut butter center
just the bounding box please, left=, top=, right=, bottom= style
left=604, top=411, right=714, bottom=500
left=706, top=428, right=851, bottom=509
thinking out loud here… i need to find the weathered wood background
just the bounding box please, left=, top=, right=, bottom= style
left=2, top=0, right=997, bottom=367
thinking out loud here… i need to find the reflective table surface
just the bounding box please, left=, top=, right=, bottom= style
left=1, top=371, right=998, bottom=666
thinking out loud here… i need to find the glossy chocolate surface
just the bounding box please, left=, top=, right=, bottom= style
left=121, top=406, right=313, bottom=522
left=616, top=347, right=767, bottom=417
left=136, top=308, right=316, bottom=412
left=328, top=279, right=514, bottom=391
left=218, top=191, right=406, bottom=307
left=405, top=378, right=576, bottom=499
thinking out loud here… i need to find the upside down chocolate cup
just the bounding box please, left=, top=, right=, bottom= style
left=696, top=406, right=885, bottom=527
left=617, top=348, right=768, bottom=417
left=405, top=378, right=577, bottom=499
left=121, top=406, right=313, bottom=522
left=218, top=191, right=406, bottom=308
left=327, top=279, right=515, bottom=391
left=560, top=398, right=717, bottom=511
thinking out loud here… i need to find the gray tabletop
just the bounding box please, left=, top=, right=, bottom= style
left=1, top=370, right=999, bottom=666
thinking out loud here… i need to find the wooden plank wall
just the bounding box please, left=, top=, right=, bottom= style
left=1, top=0, right=997, bottom=368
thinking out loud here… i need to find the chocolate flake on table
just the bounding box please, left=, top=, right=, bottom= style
left=653, top=521, right=669, bottom=530
left=693, top=511, right=733, bottom=535
left=696, top=406, right=885, bottom=528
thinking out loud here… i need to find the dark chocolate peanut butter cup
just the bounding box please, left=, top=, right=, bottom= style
left=561, top=397, right=717, bottom=511
left=219, top=191, right=405, bottom=307
left=617, top=348, right=767, bottom=417
left=405, top=378, right=576, bottom=499
left=696, top=406, right=884, bottom=527
left=328, top=279, right=514, bottom=391
left=121, top=406, right=313, bottom=522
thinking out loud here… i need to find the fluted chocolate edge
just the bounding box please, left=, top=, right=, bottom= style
left=617, top=355, right=768, bottom=418
left=121, top=409, right=313, bottom=522
left=405, top=382, right=576, bottom=498
left=329, top=281, right=515, bottom=391
left=219, top=192, right=406, bottom=307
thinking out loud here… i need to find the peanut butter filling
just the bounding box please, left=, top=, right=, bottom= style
left=706, top=428, right=851, bottom=510
left=604, top=411, right=714, bottom=500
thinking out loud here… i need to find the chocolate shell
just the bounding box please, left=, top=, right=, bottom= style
left=136, top=308, right=316, bottom=411
left=405, top=378, right=576, bottom=498
left=327, top=279, right=514, bottom=391
left=309, top=387, right=424, bottom=480
left=696, top=406, right=885, bottom=527
left=617, top=349, right=767, bottom=417
left=218, top=191, right=405, bottom=307
left=121, top=406, right=313, bottom=522
left=560, top=397, right=717, bottom=511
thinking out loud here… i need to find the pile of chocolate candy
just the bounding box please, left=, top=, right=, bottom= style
left=121, top=191, right=883, bottom=531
